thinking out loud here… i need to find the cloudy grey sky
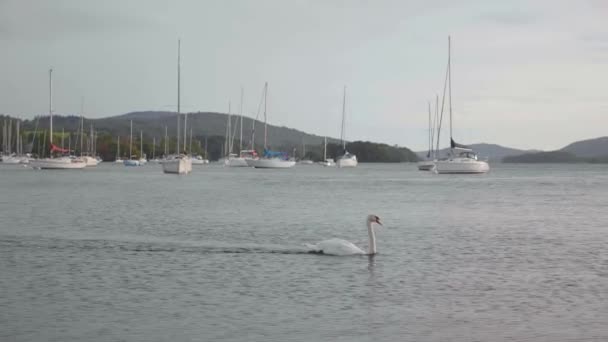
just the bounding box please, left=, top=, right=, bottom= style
left=1, top=0, right=607, bottom=150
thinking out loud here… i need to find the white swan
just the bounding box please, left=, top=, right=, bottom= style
left=306, top=215, right=383, bottom=256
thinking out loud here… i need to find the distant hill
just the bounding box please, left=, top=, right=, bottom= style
left=502, top=151, right=582, bottom=163
left=560, top=136, right=608, bottom=158
left=503, top=136, right=608, bottom=163
left=417, top=143, right=537, bottom=162
left=0, top=112, right=418, bottom=162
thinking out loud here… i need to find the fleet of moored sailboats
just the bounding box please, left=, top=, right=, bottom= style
left=3, top=36, right=489, bottom=175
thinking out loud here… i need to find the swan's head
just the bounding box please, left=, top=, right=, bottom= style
left=367, top=214, right=382, bottom=226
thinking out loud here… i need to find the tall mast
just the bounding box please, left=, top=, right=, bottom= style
left=189, top=128, right=192, bottom=153
left=436, top=40, right=450, bottom=155
left=263, top=82, right=268, bottom=150
left=140, top=130, right=143, bottom=159
left=49, top=68, right=53, bottom=147
left=80, top=117, right=84, bottom=156
left=239, top=87, right=243, bottom=152
left=129, top=120, right=133, bottom=159
left=227, top=101, right=231, bottom=155
left=448, top=35, right=453, bottom=143
left=16, top=120, right=20, bottom=155
left=427, top=102, right=431, bottom=158
left=177, top=39, right=181, bottom=155
left=341, top=85, right=346, bottom=150
left=152, top=137, right=156, bottom=159
left=117, top=136, right=120, bottom=159
left=324, top=136, right=327, bottom=161
left=61, top=128, right=65, bottom=149
left=433, top=94, right=439, bottom=159
left=164, top=126, right=168, bottom=156
left=89, top=124, right=93, bottom=155
left=7, top=119, right=11, bottom=154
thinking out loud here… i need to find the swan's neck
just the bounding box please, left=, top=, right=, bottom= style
left=367, top=221, right=376, bottom=255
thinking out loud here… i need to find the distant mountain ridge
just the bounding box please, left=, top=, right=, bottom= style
left=503, top=136, right=608, bottom=163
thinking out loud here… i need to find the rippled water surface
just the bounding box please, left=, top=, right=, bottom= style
left=1, top=163, right=607, bottom=341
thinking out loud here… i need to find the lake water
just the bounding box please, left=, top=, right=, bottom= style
left=1, top=163, right=607, bottom=342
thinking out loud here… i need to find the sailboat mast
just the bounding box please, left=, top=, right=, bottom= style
left=239, top=87, right=243, bottom=153
left=89, top=124, right=93, bottom=155
left=448, top=35, right=453, bottom=143
left=433, top=94, right=439, bottom=159
left=341, top=85, right=346, bottom=150
left=117, top=136, right=120, bottom=159
left=263, top=82, right=268, bottom=150
left=152, top=137, right=156, bottom=159
left=49, top=68, right=53, bottom=146
left=129, top=120, right=133, bottom=159
left=227, top=101, right=231, bottom=155
left=427, top=102, right=431, bottom=158
left=324, top=136, right=327, bottom=161
left=164, top=126, right=167, bottom=156
left=140, top=131, right=143, bottom=159
left=189, top=128, right=192, bottom=153
left=177, top=39, right=181, bottom=155
left=16, top=120, right=20, bottom=155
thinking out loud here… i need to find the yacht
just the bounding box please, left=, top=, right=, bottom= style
left=244, top=83, right=295, bottom=169
left=418, top=99, right=438, bottom=171
left=161, top=39, right=192, bottom=175
left=433, top=36, right=489, bottom=174
left=30, top=69, right=86, bottom=170
left=335, top=86, right=357, bottom=168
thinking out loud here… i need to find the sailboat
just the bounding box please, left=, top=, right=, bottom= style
left=30, top=69, right=86, bottom=169
left=298, top=141, right=313, bottom=164
left=123, top=120, right=141, bottom=166
left=226, top=88, right=249, bottom=167
left=82, top=123, right=99, bottom=167
left=418, top=99, right=438, bottom=171
left=161, top=39, right=192, bottom=174
left=434, top=36, right=489, bottom=174
left=2, top=120, right=29, bottom=164
left=114, top=136, right=123, bottom=163
left=138, top=131, right=147, bottom=165
left=336, top=86, right=357, bottom=168
left=245, top=82, right=295, bottom=168
left=318, top=136, right=335, bottom=167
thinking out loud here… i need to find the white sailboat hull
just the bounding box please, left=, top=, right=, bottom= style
left=336, top=155, right=358, bottom=168
left=161, top=156, right=192, bottom=174
left=434, top=158, right=489, bottom=174
left=246, top=158, right=296, bottom=169
left=82, top=156, right=99, bottom=167
left=30, top=157, right=87, bottom=169
left=2, top=156, right=28, bottom=164
left=417, top=160, right=435, bottom=171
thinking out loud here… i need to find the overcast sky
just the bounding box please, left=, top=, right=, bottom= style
left=1, top=0, right=606, bottom=151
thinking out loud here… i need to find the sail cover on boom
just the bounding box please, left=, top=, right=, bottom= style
left=263, top=149, right=289, bottom=160
left=50, top=143, right=70, bottom=153
left=450, top=138, right=469, bottom=149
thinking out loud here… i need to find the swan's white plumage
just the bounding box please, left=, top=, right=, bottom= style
left=306, top=215, right=382, bottom=256
left=305, top=238, right=366, bottom=256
